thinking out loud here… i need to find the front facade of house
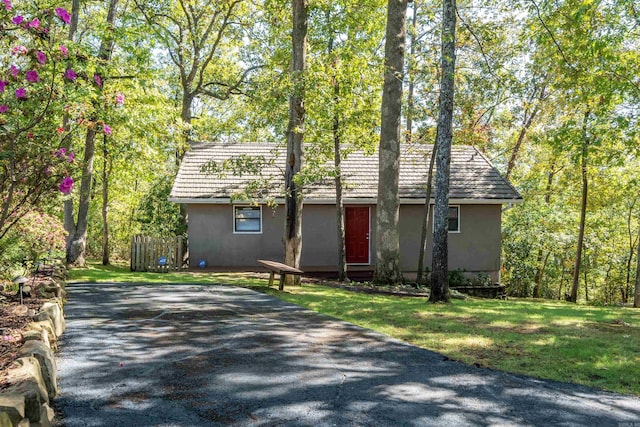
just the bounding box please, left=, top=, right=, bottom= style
left=170, top=142, right=522, bottom=282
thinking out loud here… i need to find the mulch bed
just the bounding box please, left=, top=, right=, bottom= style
left=304, top=277, right=430, bottom=298
left=0, top=276, right=54, bottom=386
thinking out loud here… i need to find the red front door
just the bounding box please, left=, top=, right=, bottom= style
left=345, top=206, right=370, bottom=264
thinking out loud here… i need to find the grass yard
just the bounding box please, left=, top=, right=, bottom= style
left=69, top=262, right=640, bottom=396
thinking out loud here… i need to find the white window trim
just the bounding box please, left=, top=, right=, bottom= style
left=432, top=204, right=461, bottom=234
left=233, top=205, right=262, bottom=234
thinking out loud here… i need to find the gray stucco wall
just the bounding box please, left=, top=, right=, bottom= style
left=398, top=204, right=501, bottom=281
left=186, top=203, right=502, bottom=280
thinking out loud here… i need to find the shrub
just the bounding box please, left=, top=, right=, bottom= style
left=0, top=211, right=66, bottom=279
left=448, top=269, right=470, bottom=286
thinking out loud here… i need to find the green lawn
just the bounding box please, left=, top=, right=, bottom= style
left=69, top=262, right=640, bottom=396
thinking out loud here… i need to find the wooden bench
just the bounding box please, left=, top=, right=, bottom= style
left=257, top=259, right=304, bottom=290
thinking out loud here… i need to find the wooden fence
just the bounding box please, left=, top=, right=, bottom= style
left=130, top=235, right=184, bottom=272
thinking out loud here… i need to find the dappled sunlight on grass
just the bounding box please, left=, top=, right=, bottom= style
left=531, top=336, right=556, bottom=346
left=442, top=336, right=495, bottom=351
left=277, top=283, right=640, bottom=396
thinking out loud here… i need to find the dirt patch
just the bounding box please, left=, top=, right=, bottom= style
left=309, top=279, right=430, bottom=298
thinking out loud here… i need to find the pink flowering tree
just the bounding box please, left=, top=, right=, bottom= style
left=0, top=3, right=94, bottom=241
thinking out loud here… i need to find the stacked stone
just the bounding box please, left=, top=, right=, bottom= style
left=0, top=280, right=66, bottom=427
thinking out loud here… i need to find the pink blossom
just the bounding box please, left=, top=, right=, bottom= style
left=12, top=15, right=23, bottom=25
left=2, top=0, right=11, bottom=11
left=11, top=45, right=27, bottom=55
left=64, top=68, right=77, bottom=81
left=59, top=45, right=69, bottom=58
left=67, top=151, right=75, bottom=163
left=0, top=105, right=8, bottom=114
left=0, top=80, right=7, bottom=93
left=10, top=65, right=19, bottom=77
left=26, top=70, right=39, bottom=83
left=36, top=51, right=47, bottom=65
left=103, top=124, right=112, bottom=135
left=27, top=18, right=40, bottom=29
left=55, top=7, right=71, bottom=25
left=115, top=93, right=125, bottom=104
left=93, top=74, right=102, bottom=87
left=15, top=87, right=26, bottom=99
left=59, top=176, right=74, bottom=194
left=54, top=148, right=66, bottom=158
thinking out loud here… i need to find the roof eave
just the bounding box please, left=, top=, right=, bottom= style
left=169, top=197, right=524, bottom=205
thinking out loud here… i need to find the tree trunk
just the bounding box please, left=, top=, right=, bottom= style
left=333, top=87, right=347, bottom=281
left=416, top=143, right=437, bottom=285
left=558, top=262, right=565, bottom=300
left=634, top=214, right=640, bottom=307
left=532, top=165, right=555, bottom=298
left=374, top=0, right=409, bottom=285
left=178, top=93, right=194, bottom=164
left=63, top=0, right=80, bottom=252
left=532, top=250, right=551, bottom=298
left=284, top=0, right=307, bottom=287
left=327, top=11, right=347, bottom=282
left=66, top=0, right=120, bottom=266
left=625, top=197, right=638, bottom=301
left=68, top=0, right=80, bottom=40
left=429, top=0, right=457, bottom=303
left=101, top=135, right=110, bottom=266
left=67, top=129, right=98, bottom=266
left=570, top=112, right=590, bottom=303
left=405, top=2, right=418, bottom=143
left=583, top=263, right=588, bottom=302
left=504, top=82, right=546, bottom=181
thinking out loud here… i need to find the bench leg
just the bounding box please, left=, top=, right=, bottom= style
left=278, top=274, right=285, bottom=291
left=268, top=271, right=275, bottom=287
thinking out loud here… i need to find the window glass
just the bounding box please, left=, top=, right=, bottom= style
left=448, top=206, right=459, bottom=232
left=234, top=206, right=261, bottom=233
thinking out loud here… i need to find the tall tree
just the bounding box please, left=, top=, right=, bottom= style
left=66, top=0, right=120, bottom=265
left=304, top=1, right=385, bottom=282
left=635, top=214, right=640, bottom=307
left=405, top=1, right=419, bottom=143
left=374, top=0, right=409, bottom=285
left=326, top=15, right=348, bottom=282
left=416, top=142, right=436, bottom=285
left=504, top=79, right=547, bottom=180
left=283, top=0, right=308, bottom=285
left=101, top=134, right=111, bottom=265
left=569, top=110, right=590, bottom=302
left=62, top=0, right=81, bottom=252
left=134, top=0, right=253, bottom=159
left=429, top=0, right=456, bottom=302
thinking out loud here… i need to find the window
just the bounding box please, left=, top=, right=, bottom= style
left=447, top=206, right=460, bottom=232
left=432, top=205, right=460, bottom=233
left=234, top=206, right=262, bottom=233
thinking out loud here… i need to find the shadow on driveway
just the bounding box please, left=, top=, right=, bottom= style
left=55, top=284, right=640, bottom=426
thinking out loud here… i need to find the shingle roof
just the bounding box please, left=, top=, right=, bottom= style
left=170, top=142, right=522, bottom=203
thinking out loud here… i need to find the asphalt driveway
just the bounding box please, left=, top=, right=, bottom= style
left=56, top=283, right=640, bottom=426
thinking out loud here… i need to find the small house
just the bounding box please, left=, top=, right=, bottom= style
left=169, top=142, right=522, bottom=281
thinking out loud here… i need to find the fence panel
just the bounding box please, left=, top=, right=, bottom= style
left=130, top=235, right=184, bottom=272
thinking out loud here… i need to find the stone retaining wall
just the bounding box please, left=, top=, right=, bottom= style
left=0, top=280, right=65, bottom=427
